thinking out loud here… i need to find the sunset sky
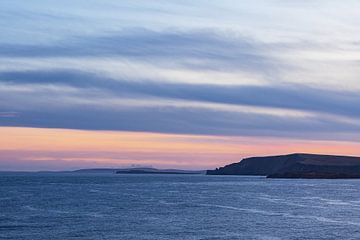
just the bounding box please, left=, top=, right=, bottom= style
left=1, top=1, right=360, bottom=170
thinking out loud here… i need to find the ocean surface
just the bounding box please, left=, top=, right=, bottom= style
left=1, top=173, right=360, bottom=240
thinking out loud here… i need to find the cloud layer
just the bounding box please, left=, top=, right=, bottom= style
left=1, top=1, right=360, bottom=143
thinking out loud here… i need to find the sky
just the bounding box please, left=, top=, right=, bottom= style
left=1, top=1, right=360, bottom=170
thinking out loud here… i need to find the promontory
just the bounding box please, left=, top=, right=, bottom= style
left=207, top=153, right=360, bottom=179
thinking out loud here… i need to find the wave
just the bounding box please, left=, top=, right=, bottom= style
left=198, top=203, right=278, bottom=216
left=301, top=196, right=360, bottom=207
left=258, top=196, right=326, bottom=209
left=199, top=203, right=360, bottom=227
left=22, top=205, right=39, bottom=211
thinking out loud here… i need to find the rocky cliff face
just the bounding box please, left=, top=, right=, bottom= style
left=207, top=153, right=360, bottom=179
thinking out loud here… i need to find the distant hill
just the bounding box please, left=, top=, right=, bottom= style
left=73, top=168, right=205, bottom=175
left=116, top=168, right=205, bottom=174
left=207, top=153, right=360, bottom=179
left=72, top=168, right=118, bottom=174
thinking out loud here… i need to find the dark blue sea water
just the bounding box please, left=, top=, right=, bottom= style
left=1, top=173, right=360, bottom=240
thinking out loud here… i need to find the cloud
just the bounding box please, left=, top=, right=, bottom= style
left=0, top=29, right=277, bottom=74
left=1, top=70, right=360, bottom=119
left=1, top=92, right=360, bottom=141
left=1, top=68, right=360, bottom=142
left=0, top=14, right=360, bottom=141
left=0, top=112, right=17, bottom=118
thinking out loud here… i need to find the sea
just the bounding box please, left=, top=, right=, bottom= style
left=1, top=173, right=360, bottom=240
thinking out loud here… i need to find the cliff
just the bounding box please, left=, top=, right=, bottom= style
left=207, top=153, right=360, bottom=179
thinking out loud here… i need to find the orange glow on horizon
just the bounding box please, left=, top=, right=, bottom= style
left=2, top=127, right=360, bottom=170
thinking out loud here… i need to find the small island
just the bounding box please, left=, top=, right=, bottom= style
left=207, top=153, right=360, bottom=179
left=116, top=168, right=204, bottom=174
left=70, top=168, right=204, bottom=175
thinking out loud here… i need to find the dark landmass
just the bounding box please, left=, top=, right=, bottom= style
left=116, top=168, right=205, bottom=174
left=71, top=168, right=118, bottom=173
left=207, top=153, right=360, bottom=179
left=1, top=168, right=205, bottom=174
left=65, top=167, right=205, bottom=174
left=72, top=168, right=118, bottom=174
left=0, top=169, right=119, bottom=174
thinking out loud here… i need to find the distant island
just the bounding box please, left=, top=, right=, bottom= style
left=2, top=168, right=205, bottom=174
left=115, top=168, right=204, bottom=174
left=207, top=153, right=360, bottom=179
left=73, top=168, right=205, bottom=175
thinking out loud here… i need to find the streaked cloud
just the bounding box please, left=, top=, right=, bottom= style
left=0, top=112, right=17, bottom=118
left=1, top=68, right=360, bottom=140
